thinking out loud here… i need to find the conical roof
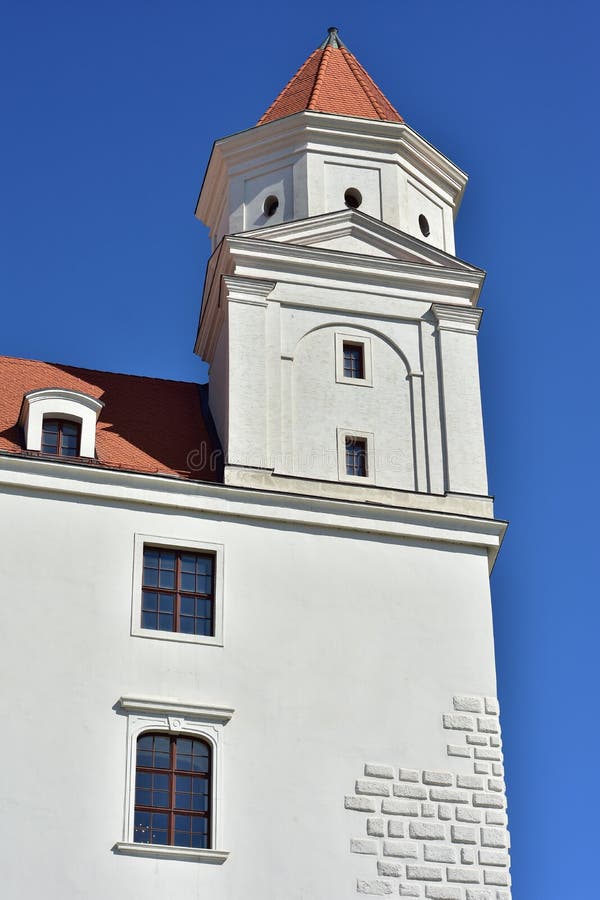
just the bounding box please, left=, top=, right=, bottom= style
left=258, top=27, right=403, bottom=126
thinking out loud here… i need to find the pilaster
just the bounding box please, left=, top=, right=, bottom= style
left=432, top=305, right=488, bottom=496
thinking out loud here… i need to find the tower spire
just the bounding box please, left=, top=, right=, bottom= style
left=319, top=26, right=346, bottom=49
left=257, top=27, right=402, bottom=126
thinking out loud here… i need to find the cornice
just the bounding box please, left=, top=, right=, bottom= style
left=431, top=304, right=484, bottom=334
left=196, top=112, right=468, bottom=231
left=223, top=235, right=485, bottom=305
left=118, top=695, right=234, bottom=724
left=0, top=453, right=507, bottom=570
left=221, top=275, right=276, bottom=304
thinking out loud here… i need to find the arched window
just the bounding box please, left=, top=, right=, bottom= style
left=134, top=733, right=211, bottom=849
left=41, top=418, right=81, bottom=457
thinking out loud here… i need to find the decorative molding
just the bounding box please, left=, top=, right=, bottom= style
left=246, top=208, right=480, bottom=274
left=117, top=697, right=233, bottom=853
left=222, top=275, right=276, bottom=303
left=112, top=842, right=229, bottom=864
left=0, top=454, right=506, bottom=570
left=223, top=236, right=485, bottom=308
left=432, top=304, right=483, bottom=334
left=118, top=696, right=234, bottom=724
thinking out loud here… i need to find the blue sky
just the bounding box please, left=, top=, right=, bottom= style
left=2, top=2, right=598, bottom=895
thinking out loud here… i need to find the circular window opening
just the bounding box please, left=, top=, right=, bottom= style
left=344, top=188, right=362, bottom=210
left=419, top=214, right=430, bottom=237
left=263, top=195, right=279, bottom=217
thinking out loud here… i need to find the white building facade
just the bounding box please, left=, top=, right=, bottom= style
left=0, top=28, right=512, bottom=900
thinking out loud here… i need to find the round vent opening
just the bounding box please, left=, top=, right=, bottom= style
left=263, top=195, right=279, bottom=217
left=419, top=214, right=430, bottom=237
left=344, top=188, right=362, bottom=209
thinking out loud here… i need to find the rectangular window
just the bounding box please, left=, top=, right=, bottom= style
left=343, top=342, right=365, bottom=379
left=345, top=437, right=368, bottom=477
left=335, top=333, right=372, bottom=386
left=41, top=419, right=81, bottom=457
left=141, top=547, right=215, bottom=637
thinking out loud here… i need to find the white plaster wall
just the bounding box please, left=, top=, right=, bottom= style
left=291, top=324, right=415, bottom=488
left=0, top=482, right=497, bottom=900
left=243, top=164, right=293, bottom=231
left=208, top=323, right=229, bottom=456
left=210, top=120, right=459, bottom=253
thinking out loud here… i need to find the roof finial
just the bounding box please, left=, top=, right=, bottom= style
left=319, top=26, right=346, bottom=50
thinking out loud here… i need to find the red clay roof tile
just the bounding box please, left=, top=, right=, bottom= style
left=0, top=355, right=220, bottom=482
left=258, top=42, right=402, bottom=126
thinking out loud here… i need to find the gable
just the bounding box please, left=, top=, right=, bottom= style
left=244, top=209, right=481, bottom=272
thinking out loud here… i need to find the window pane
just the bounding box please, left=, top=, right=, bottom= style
left=176, top=775, right=191, bottom=793
left=154, top=735, right=170, bottom=754
left=142, top=611, right=157, bottom=629
left=41, top=436, right=59, bottom=453
left=180, top=596, right=195, bottom=616
left=159, top=551, right=176, bottom=570
left=158, top=613, right=173, bottom=631
left=343, top=343, right=364, bottom=378
left=142, top=590, right=158, bottom=610
left=180, top=554, right=197, bottom=573
left=191, top=831, right=208, bottom=848
left=345, top=437, right=367, bottom=477
left=180, top=572, right=195, bottom=592
left=143, top=568, right=158, bottom=587
left=154, top=751, right=170, bottom=769
left=158, top=594, right=173, bottom=613
left=152, top=773, right=169, bottom=791
left=144, top=548, right=160, bottom=565
left=175, top=793, right=191, bottom=810
left=158, top=569, right=176, bottom=589
left=135, top=788, right=152, bottom=806
left=153, top=791, right=170, bottom=808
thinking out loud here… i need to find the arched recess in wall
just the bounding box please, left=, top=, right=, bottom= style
left=288, top=323, right=417, bottom=490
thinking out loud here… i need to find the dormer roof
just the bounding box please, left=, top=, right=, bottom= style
left=258, top=27, right=403, bottom=126
left=0, top=356, right=220, bottom=481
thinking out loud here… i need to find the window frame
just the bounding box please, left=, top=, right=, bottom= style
left=131, top=534, right=224, bottom=647
left=133, top=732, right=212, bottom=850
left=336, top=428, right=376, bottom=484
left=335, top=332, right=373, bottom=387
left=41, top=417, right=82, bottom=458
left=114, top=695, right=232, bottom=863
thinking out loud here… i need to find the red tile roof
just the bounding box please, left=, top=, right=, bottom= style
left=258, top=35, right=402, bottom=126
left=0, top=355, right=221, bottom=482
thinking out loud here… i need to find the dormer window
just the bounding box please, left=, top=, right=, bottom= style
left=19, top=388, right=104, bottom=459
left=41, top=419, right=81, bottom=457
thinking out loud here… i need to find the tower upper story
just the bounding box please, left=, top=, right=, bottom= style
left=195, top=29, right=491, bottom=519
left=196, top=28, right=467, bottom=255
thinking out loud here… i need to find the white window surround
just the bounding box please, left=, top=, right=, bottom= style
left=19, top=388, right=104, bottom=458
left=131, top=533, right=225, bottom=647
left=337, top=427, right=376, bottom=485
left=335, top=332, right=373, bottom=386
left=113, top=695, right=233, bottom=864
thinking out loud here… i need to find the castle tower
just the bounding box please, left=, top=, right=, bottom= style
left=194, top=26, right=512, bottom=899
left=0, top=27, right=512, bottom=900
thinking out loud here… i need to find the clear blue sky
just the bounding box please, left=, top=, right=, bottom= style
left=1, top=2, right=598, bottom=895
